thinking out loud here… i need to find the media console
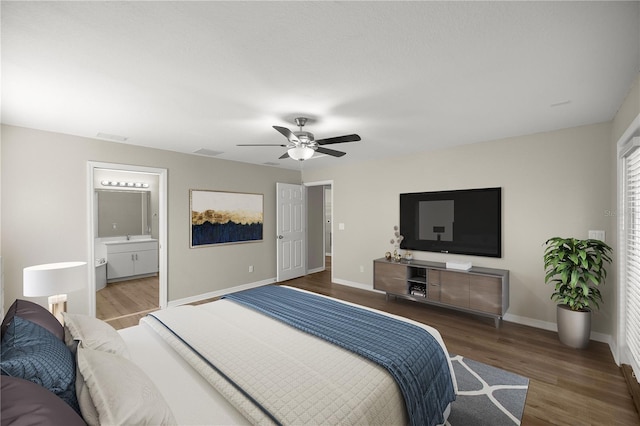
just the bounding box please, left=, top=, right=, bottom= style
left=373, top=258, right=509, bottom=327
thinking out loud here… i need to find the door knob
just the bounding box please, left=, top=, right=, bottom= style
left=278, top=235, right=284, bottom=239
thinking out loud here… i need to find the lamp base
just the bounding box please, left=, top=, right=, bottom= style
left=48, top=294, right=67, bottom=324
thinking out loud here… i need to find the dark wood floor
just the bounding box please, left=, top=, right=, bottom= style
left=284, top=265, right=638, bottom=425
left=111, top=259, right=639, bottom=425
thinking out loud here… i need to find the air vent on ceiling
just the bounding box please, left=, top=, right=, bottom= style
left=193, top=148, right=224, bottom=157
left=263, top=162, right=280, bottom=166
left=96, top=132, right=129, bottom=142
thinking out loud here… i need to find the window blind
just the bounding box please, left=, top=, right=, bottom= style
left=624, top=141, right=640, bottom=371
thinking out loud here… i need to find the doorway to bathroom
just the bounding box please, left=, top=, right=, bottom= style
left=87, top=162, right=168, bottom=326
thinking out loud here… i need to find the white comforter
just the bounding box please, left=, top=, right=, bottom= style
left=141, top=288, right=456, bottom=425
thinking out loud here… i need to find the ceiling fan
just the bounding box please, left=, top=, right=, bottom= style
left=238, top=117, right=361, bottom=161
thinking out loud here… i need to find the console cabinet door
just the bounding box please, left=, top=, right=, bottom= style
left=440, top=271, right=469, bottom=308
left=427, top=270, right=441, bottom=302
left=469, top=275, right=502, bottom=315
left=374, top=262, right=406, bottom=294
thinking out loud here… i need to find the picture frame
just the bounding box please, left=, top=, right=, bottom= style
left=190, top=189, right=264, bottom=248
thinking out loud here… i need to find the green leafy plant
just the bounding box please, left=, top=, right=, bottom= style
left=543, top=237, right=612, bottom=311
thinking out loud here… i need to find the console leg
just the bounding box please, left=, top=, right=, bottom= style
left=494, top=317, right=502, bottom=328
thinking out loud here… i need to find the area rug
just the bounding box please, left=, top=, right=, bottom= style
left=446, top=355, right=529, bottom=426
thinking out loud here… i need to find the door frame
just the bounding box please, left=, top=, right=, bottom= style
left=86, top=161, right=168, bottom=317
left=304, top=180, right=334, bottom=283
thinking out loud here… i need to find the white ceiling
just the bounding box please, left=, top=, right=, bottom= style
left=2, top=1, right=639, bottom=170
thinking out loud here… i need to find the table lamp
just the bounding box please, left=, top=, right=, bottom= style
left=23, top=261, right=87, bottom=323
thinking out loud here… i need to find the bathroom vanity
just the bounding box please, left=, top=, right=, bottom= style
left=105, top=239, right=158, bottom=282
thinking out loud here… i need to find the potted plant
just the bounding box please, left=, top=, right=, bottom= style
left=543, top=237, right=612, bottom=348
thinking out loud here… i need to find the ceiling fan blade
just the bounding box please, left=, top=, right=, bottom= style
left=237, top=144, right=288, bottom=147
left=315, top=134, right=361, bottom=145
left=279, top=151, right=290, bottom=159
left=273, top=126, right=299, bottom=143
left=315, top=146, right=346, bottom=157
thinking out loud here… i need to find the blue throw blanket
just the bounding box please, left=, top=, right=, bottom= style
left=224, top=286, right=456, bottom=426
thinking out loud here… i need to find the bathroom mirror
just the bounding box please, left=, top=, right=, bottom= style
left=96, top=189, right=151, bottom=237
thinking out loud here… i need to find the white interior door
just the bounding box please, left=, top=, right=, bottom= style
left=277, top=183, right=306, bottom=282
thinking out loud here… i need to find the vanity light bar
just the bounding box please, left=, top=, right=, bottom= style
left=101, top=180, right=149, bottom=188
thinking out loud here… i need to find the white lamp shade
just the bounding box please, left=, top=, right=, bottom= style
left=288, top=146, right=314, bottom=161
left=23, top=261, right=87, bottom=297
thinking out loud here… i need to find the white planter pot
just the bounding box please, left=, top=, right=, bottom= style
left=556, top=304, right=591, bottom=349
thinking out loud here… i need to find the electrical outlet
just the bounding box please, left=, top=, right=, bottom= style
left=359, top=265, right=364, bottom=273
left=248, top=265, right=254, bottom=273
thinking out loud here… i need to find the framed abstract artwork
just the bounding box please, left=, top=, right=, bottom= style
left=190, top=189, right=263, bottom=247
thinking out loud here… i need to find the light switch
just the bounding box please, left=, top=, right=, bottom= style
left=338, top=223, right=345, bottom=230
left=588, top=230, right=605, bottom=242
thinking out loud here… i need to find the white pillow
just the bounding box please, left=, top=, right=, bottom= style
left=62, top=312, right=129, bottom=358
left=76, top=345, right=176, bottom=426
left=75, top=365, right=99, bottom=426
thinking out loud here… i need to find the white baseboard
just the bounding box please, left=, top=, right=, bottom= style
left=503, top=312, right=611, bottom=344
left=332, top=278, right=386, bottom=294
left=307, top=267, right=325, bottom=274
left=502, top=313, right=557, bottom=332
left=167, top=278, right=276, bottom=308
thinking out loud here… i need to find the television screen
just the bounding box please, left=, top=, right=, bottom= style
left=400, top=187, right=501, bottom=257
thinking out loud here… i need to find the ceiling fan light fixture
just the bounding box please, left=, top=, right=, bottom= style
left=288, top=146, right=314, bottom=161
left=242, top=116, right=358, bottom=161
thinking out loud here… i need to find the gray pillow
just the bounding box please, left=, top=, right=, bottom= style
left=1, top=375, right=86, bottom=426
left=1, top=299, right=64, bottom=341
left=0, top=316, right=79, bottom=414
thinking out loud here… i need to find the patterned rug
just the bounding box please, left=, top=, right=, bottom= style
left=447, top=355, right=529, bottom=425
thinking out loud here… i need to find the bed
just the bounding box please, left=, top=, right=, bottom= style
left=0, top=286, right=457, bottom=426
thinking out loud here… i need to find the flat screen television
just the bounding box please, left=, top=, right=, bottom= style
left=399, top=187, right=501, bottom=258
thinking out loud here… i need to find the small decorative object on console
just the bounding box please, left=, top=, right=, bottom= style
left=385, top=251, right=392, bottom=260
left=390, top=225, right=404, bottom=261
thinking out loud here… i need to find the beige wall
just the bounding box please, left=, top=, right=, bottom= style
left=303, top=122, right=615, bottom=334
left=0, top=125, right=300, bottom=314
